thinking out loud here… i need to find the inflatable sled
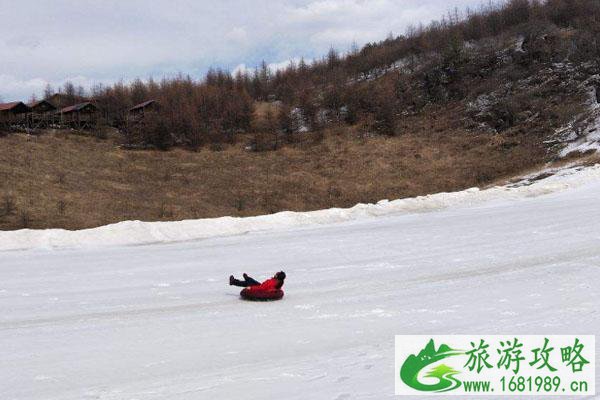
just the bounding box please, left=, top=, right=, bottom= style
left=240, top=287, right=284, bottom=301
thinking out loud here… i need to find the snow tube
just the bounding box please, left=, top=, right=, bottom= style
left=240, top=287, right=284, bottom=301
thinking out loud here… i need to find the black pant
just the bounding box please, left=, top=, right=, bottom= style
left=231, top=275, right=261, bottom=287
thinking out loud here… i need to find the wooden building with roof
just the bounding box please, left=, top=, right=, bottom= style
left=128, top=100, right=159, bottom=123
left=59, top=102, right=98, bottom=129
left=0, top=102, right=31, bottom=129
left=27, top=100, right=57, bottom=128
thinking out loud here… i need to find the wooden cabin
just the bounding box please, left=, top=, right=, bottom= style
left=128, top=100, right=159, bottom=123
left=0, top=102, right=31, bottom=129
left=28, top=100, right=57, bottom=128
left=60, top=102, right=98, bottom=130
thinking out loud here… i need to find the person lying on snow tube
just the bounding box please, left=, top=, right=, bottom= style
left=229, top=271, right=286, bottom=301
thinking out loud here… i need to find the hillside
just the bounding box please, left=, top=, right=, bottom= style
left=2, top=0, right=600, bottom=230
left=0, top=108, right=554, bottom=231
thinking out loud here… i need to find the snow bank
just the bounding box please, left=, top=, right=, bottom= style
left=558, top=75, right=600, bottom=157
left=560, top=114, right=600, bottom=156
left=2, top=164, right=600, bottom=252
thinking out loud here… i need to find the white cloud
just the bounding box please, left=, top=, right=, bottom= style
left=5, top=35, right=42, bottom=50
left=0, top=74, right=115, bottom=103
left=0, top=75, right=48, bottom=102
left=226, top=27, right=249, bottom=44
left=309, top=28, right=372, bottom=45
left=287, top=0, right=391, bottom=22
left=232, top=58, right=308, bottom=76
left=232, top=64, right=250, bottom=76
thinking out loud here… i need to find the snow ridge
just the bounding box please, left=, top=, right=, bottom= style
left=558, top=75, right=600, bottom=156
left=2, top=164, right=600, bottom=252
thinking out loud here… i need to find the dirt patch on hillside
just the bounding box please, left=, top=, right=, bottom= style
left=0, top=103, right=563, bottom=230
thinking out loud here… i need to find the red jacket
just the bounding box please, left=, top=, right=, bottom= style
left=241, top=277, right=285, bottom=301
left=253, top=278, right=283, bottom=291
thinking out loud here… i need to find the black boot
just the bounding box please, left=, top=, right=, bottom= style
left=229, top=275, right=235, bottom=286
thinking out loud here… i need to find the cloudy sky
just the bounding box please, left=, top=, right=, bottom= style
left=1, top=0, right=487, bottom=101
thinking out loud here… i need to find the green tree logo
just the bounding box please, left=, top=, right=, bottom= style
left=400, top=339, right=464, bottom=392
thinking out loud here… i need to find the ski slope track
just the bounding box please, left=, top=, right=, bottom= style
left=1, top=165, right=599, bottom=399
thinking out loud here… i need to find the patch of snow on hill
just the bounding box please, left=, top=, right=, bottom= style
left=558, top=75, right=600, bottom=156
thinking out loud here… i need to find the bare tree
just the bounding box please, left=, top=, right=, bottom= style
left=63, top=81, right=76, bottom=104
left=43, top=84, right=54, bottom=100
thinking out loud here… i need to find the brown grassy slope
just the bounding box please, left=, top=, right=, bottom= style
left=0, top=102, right=560, bottom=231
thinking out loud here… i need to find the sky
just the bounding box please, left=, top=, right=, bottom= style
left=0, top=0, right=489, bottom=102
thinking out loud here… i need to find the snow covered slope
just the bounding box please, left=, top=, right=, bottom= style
left=1, top=165, right=599, bottom=399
